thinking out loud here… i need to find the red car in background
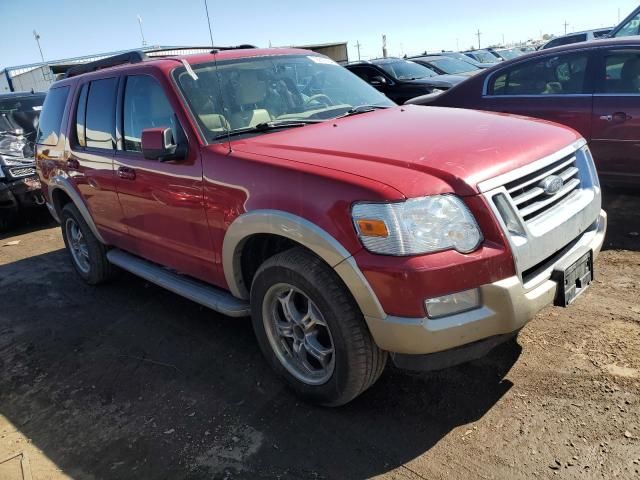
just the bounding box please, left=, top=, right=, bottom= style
left=408, top=38, right=640, bottom=187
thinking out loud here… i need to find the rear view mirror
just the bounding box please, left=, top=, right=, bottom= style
left=141, top=127, right=186, bottom=162
left=370, top=76, right=388, bottom=87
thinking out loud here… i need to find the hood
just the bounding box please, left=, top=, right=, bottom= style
left=231, top=105, right=582, bottom=197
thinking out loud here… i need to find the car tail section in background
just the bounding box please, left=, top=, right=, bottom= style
left=540, top=28, right=612, bottom=49
left=0, top=91, right=46, bottom=230
left=406, top=37, right=640, bottom=187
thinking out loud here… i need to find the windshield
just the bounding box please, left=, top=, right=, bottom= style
left=496, top=48, right=522, bottom=60
left=445, top=52, right=481, bottom=66
left=173, top=55, right=394, bottom=140
left=472, top=51, right=500, bottom=63
left=428, top=57, right=479, bottom=74
left=378, top=60, right=436, bottom=80
left=0, top=96, right=44, bottom=140
left=614, top=12, right=640, bottom=37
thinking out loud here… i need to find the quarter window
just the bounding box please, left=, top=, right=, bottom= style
left=491, top=53, right=589, bottom=96
left=123, top=75, right=176, bottom=152
left=603, top=51, right=640, bottom=93
left=75, top=83, right=88, bottom=147
left=614, top=13, right=640, bottom=37
left=85, top=77, right=118, bottom=149
left=36, top=86, right=69, bottom=146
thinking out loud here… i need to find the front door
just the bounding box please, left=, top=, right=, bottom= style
left=590, top=48, right=640, bottom=185
left=114, top=73, right=216, bottom=284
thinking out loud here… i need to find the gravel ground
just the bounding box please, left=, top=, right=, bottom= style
left=0, top=188, right=638, bottom=480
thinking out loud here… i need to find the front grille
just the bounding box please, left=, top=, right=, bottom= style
left=8, top=166, right=36, bottom=178
left=503, top=153, right=581, bottom=223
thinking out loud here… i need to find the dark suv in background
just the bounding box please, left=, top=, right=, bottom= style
left=0, top=91, right=46, bottom=229
left=345, top=58, right=447, bottom=103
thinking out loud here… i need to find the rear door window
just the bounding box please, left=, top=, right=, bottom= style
left=602, top=50, right=640, bottom=93
left=36, top=86, right=70, bottom=146
left=490, top=52, right=590, bottom=96
left=85, top=77, right=118, bottom=149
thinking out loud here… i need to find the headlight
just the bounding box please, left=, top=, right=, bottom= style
left=352, top=195, right=483, bottom=255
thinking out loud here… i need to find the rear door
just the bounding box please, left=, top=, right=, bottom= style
left=480, top=50, right=595, bottom=140
left=69, top=77, right=127, bottom=244
left=590, top=47, right=640, bottom=185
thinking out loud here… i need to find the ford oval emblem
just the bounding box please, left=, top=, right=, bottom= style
left=539, top=175, right=564, bottom=196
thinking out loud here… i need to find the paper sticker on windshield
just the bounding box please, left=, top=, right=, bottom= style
left=308, top=56, right=339, bottom=66
left=32, top=106, right=42, bottom=111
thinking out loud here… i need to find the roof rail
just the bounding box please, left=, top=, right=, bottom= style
left=210, top=44, right=258, bottom=53
left=63, top=50, right=147, bottom=78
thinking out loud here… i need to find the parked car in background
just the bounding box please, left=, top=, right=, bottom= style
left=409, top=54, right=481, bottom=76
left=345, top=58, right=445, bottom=102
left=463, top=49, right=501, bottom=64
left=609, top=5, right=640, bottom=38
left=406, top=38, right=640, bottom=186
left=438, top=51, right=497, bottom=68
left=36, top=47, right=605, bottom=406
left=0, top=91, right=46, bottom=229
left=489, top=47, right=525, bottom=61
left=540, top=28, right=612, bottom=49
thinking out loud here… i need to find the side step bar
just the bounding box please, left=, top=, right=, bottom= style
left=106, top=249, right=250, bottom=318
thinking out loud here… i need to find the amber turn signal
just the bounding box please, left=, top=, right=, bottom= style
left=356, top=219, right=389, bottom=237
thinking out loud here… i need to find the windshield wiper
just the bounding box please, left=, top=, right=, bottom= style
left=213, top=119, right=324, bottom=140
left=334, top=105, right=391, bottom=119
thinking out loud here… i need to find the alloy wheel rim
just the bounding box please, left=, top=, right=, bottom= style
left=65, top=218, right=90, bottom=274
left=263, top=283, right=335, bottom=385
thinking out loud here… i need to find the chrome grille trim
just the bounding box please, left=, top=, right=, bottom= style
left=8, top=166, right=36, bottom=178
left=479, top=139, right=602, bottom=287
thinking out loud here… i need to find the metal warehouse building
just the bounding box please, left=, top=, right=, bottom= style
left=1, top=42, right=348, bottom=93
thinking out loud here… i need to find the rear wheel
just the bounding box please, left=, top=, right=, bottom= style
left=60, top=203, right=115, bottom=285
left=250, top=247, right=387, bottom=406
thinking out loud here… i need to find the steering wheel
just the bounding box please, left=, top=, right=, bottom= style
left=305, top=94, right=334, bottom=107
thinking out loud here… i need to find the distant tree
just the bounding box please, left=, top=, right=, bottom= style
left=542, top=33, right=553, bottom=40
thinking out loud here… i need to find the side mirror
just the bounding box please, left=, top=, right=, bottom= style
left=141, top=127, right=186, bottom=162
left=369, top=76, right=388, bottom=87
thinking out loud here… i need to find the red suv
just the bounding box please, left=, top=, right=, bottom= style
left=36, top=47, right=606, bottom=406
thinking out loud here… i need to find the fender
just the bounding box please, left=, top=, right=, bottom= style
left=47, top=174, right=107, bottom=244
left=222, top=210, right=386, bottom=320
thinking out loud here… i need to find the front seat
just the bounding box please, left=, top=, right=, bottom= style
left=230, top=70, right=272, bottom=128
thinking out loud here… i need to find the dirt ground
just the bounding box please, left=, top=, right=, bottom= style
left=0, top=188, right=638, bottom=480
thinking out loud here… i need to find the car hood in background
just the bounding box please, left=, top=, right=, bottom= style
left=231, top=106, right=582, bottom=197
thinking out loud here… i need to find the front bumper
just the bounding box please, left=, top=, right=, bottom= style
left=0, top=176, right=44, bottom=214
left=364, top=209, right=606, bottom=358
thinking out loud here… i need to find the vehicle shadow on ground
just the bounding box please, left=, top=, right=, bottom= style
left=0, top=249, right=520, bottom=479
left=601, top=187, right=640, bottom=252
left=0, top=209, right=56, bottom=241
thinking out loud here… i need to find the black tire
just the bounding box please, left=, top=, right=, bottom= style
left=250, top=247, right=387, bottom=406
left=60, top=203, right=116, bottom=285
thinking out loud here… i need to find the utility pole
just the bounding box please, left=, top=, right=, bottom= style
left=618, top=8, right=621, bottom=23
left=475, top=29, right=482, bottom=49
left=355, top=40, right=362, bottom=61
left=563, top=20, right=569, bottom=35
left=456, top=38, right=459, bottom=51
left=502, top=33, right=505, bottom=46
left=137, top=15, right=147, bottom=47
left=382, top=34, right=387, bottom=58
left=33, top=30, right=45, bottom=63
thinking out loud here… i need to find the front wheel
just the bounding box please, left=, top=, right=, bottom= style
left=250, top=247, right=387, bottom=406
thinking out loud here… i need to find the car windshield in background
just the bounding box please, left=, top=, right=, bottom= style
left=429, top=57, right=479, bottom=74
left=473, top=51, right=500, bottom=63
left=173, top=55, right=394, bottom=140
left=495, top=48, right=522, bottom=60
left=378, top=60, right=436, bottom=80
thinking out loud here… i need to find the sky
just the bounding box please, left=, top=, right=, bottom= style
left=1, top=0, right=638, bottom=68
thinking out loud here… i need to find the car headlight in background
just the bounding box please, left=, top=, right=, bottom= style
left=0, top=136, right=26, bottom=157
left=352, top=195, right=483, bottom=255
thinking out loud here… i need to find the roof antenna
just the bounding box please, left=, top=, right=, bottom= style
left=204, top=0, right=231, bottom=154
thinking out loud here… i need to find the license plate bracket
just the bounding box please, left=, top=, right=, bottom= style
left=552, top=251, right=593, bottom=307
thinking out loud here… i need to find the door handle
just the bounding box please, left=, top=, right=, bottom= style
left=600, top=112, right=631, bottom=123
left=118, top=166, right=136, bottom=180
left=66, top=158, right=80, bottom=170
